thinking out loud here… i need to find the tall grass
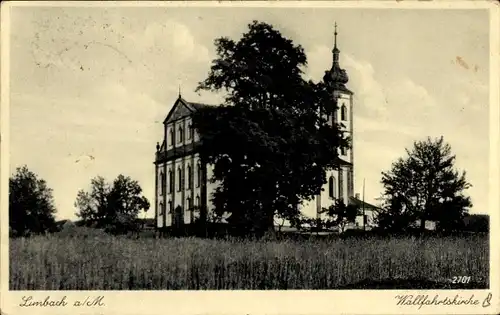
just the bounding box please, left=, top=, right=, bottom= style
left=9, top=234, right=488, bottom=290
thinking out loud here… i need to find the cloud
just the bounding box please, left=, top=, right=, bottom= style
left=10, top=15, right=220, bottom=219
left=303, top=49, right=487, bottom=212
left=305, top=45, right=390, bottom=117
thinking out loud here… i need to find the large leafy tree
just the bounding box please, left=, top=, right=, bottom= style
left=75, top=174, right=150, bottom=234
left=74, top=176, right=109, bottom=226
left=9, top=165, right=57, bottom=236
left=192, top=21, right=347, bottom=236
left=379, top=136, right=472, bottom=232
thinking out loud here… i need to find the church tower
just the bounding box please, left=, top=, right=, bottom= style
left=315, top=23, right=355, bottom=219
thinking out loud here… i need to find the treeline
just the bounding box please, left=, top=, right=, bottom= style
left=8, top=166, right=150, bottom=237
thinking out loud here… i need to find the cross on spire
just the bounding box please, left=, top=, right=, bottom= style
left=178, top=84, right=182, bottom=98
left=334, top=22, right=338, bottom=49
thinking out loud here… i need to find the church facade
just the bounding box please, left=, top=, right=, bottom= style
left=154, top=28, right=378, bottom=232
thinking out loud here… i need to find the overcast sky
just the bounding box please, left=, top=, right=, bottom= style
left=8, top=6, right=490, bottom=220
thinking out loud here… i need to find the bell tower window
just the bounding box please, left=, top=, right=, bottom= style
left=341, top=105, right=347, bottom=121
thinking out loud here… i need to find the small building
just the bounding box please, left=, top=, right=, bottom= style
left=344, top=194, right=380, bottom=231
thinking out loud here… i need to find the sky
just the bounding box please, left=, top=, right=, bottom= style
left=7, top=5, right=491, bottom=220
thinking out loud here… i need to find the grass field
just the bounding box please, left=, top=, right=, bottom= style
left=9, top=233, right=489, bottom=290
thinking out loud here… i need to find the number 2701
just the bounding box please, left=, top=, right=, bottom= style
left=452, top=276, right=471, bottom=284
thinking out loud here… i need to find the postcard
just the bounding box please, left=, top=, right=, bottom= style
left=1, top=1, right=499, bottom=314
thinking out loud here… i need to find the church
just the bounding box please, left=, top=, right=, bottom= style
left=153, top=26, right=378, bottom=232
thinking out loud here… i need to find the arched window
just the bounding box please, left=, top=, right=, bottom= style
left=195, top=195, right=200, bottom=207
left=168, top=170, right=173, bottom=193
left=341, top=147, right=347, bottom=156
left=328, top=176, right=336, bottom=199
left=341, top=105, right=347, bottom=121
left=159, top=202, right=164, bottom=215
left=196, top=163, right=201, bottom=187
left=178, top=167, right=182, bottom=192
left=178, top=126, right=183, bottom=143
left=159, top=171, right=165, bottom=195
left=187, top=165, right=192, bottom=189
left=169, top=128, right=174, bottom=146
left=187, top=123, right=193, bottom=140
left=186, top=197, right=192, bottom=210
left=168, top=200, right=173, bottom=213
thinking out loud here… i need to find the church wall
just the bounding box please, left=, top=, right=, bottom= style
left=319, top=168, right=338, bottom=219
left=183, top=157, right=192, bottom=224
left=173, top=157, right=184, bottom=223
left=298, top=168, right=340, bottom=220
left=156, top=161, right=171, bottom=228
left=165, top=161, right=173, bottom=227
left=334, top=92, right=353, bottom=164
left=167, top=125, right=174, bottom=150
left=185, top=118, right=193, bottom=145
left=193, top=123, right=200, bottom=143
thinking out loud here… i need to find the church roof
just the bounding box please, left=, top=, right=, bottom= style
left=336, top=157, right=352, bottom=166
left=348, top=196, right=381, bottom=211
left=323, top=23, right=352, bottom=94
left=163, top=96, right=214, bottom=124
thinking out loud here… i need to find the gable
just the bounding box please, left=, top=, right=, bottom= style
left=163, top=98, right=194, bottom=124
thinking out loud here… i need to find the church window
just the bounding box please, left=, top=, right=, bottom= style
left=341, top=147, right=347, bottom=156
left=347, top=171, right=353, bottom=197
left=168, top=170, right=173, bottom=193
left=328, top=176, right=336, bottom=199
left=168, top=200, right=173, bottom=213
left=188, top=123, right=194, bottom=140
left=169, top=128, right=174, bottom=146
left=178, top=126, right=184, bottom=143
left=196, top=163, right=202, bottom=187
left=186, top=197, right=192, bottom=211
left=159, top=202, right=164, bottom=215
left=195, top=195, right=200, bottom=207
left=160, top=171, right=165, bottom=195
left=339, top=168, right=344, bottom=202
left=187, top=165, right=192, bottom=189
left=341, top=105, right=347, bottom=121
left=178, top=167, right=182, bottom=192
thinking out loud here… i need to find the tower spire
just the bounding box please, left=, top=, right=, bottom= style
left=332, top=22, right=340, bottom=66
left=334, top=22, right=338, bottom=49
left=323, top=21, right=349, bottom=90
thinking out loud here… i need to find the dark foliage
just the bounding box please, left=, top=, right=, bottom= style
left=9, top=165, right=57, bottom=236
left=462, top=214, right=489, bottom=233
left=74, top=174, right=150, bottom=234
left=378, top=136, right=472, bottom=233
left=192, top=20, right=347, bottom=237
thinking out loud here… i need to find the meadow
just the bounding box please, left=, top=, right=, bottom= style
left=9, top=232, right=489, bottom=290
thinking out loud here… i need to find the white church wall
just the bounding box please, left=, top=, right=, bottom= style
left=319, top=168, right=338, bottom=219
left=184, top=117, right=193, bottom=145
left=165, top=161, right=173, bottom=227
left=193, top=154, right=203, bottom=220
left=156, top=163, right=164, bottom=228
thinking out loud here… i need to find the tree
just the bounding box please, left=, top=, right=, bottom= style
left=320, top=200, right=360, bottom=233
left=192, top=21, right=347, bottom=237
left=9, top=165, right=57, bottom=236
left=75, top=175, right=150, bottom=234
left=74, top=176, right=110, bottom=227
left=379, top=136, right=472, bottom=232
